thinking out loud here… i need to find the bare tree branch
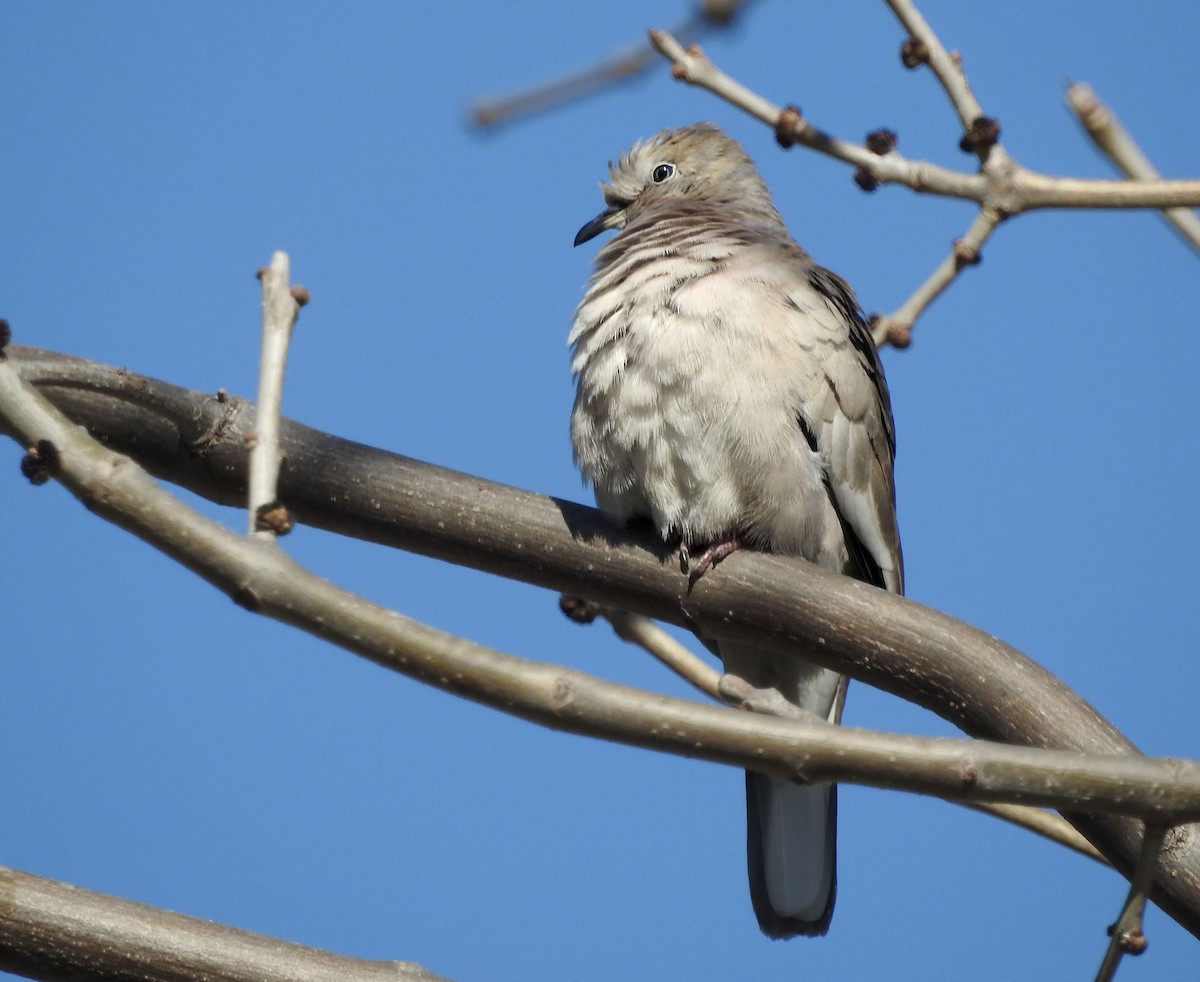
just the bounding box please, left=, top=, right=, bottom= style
left=469, top=1, right=1199, bottom=348
left=469, top=0, right=751, bottom=128
left=1066, top=81, right=1200, bottom=252
left=870, top=206, right=1002, bottom=347
left=884, top=0, right=990, bottom=138
left=566, top=594, right=1112, bottom=864
left=6, top=347, right=1198, bottom=818
left=248, top=252, right=304, bottom=538
left=1097, top=824, right=1165, bottom=980
left=0, top=865, right=451, bottom=982
left=5, top=345, right=1200, bottom=940
left=646, top=29, right=1200, bottom=212
left=582, top=603, right=725, bottom=699
left=569, top=593, right=1111, bottom=864
left=646, top=22, right=1200, bottom=347
left=956, top=801, right=1107, bottom=866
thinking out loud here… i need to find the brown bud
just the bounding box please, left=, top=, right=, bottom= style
left=290, top=285, right=311, bottom=307
left=20, top=439, right=61, bottom=486
left=853, top=166, right=878, bottom=192
left=774, top=105, right=804, bottom=149
left=865, top=128, right=897, bottom=155
left=1106, top=923, right=1148, bottom=955
left=887, top=323, right=912, bottom=349
left=953, top=239, right=982, bottom=269
left=559, top=594, right=600, bottom=624
left=900, top=37, right=929, bottom=68
left=959, top=115, right=1001, bottom=154
left=699, top=0, right=740, bottom=27
left=255, top=500, right=295, bottom=536
left=0, top=318, right=11, bottom=352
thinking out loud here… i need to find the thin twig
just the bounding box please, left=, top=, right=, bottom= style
left=469, top=0, right=751, bottom=128
left=646, top=29, right=1200, bottom=212
left=647, top=24, right=1200, bottom=348
left=1096, top=823, right=1168, bottom=981
left=248, top=252, right=302, bottom=538
left=590, top=607, right=1108, bottom=863
left=648, top=27, right=998, bottom=342
left=870, top=206, right=1003, bottom=346
left=957, top=801, right=1108, bottom=865
left=647, top=28, right=979, bottom=191
left=599, top=608, right=723, bottom=699
left=618, top=621, right=1109, bottom=862
left=883, top=0, right=992, bottom=145
left=1066, top=81, right=1200, bottom=253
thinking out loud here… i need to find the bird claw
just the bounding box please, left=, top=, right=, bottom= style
left=680, top=533, right=746, bottom=585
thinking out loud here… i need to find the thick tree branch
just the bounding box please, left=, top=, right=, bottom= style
left=5, top=345, right=1200, bottom=940
left=5, top=346, right=1198, bottom=816
left=0, top=865, right=451, bottom=982
left=574, top=600, right=1107, bottom=860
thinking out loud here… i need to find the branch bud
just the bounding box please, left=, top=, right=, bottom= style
left=959, top=116, right=1002, bottom=154
left=900, top=37, right=929, bottom=68
left=774, top=105, right=804, bottom=149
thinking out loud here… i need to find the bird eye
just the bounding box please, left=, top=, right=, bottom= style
left=651, top=163, right=675, bottom=183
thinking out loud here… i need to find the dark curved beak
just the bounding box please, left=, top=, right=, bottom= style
left=574, top=206, right=623, bottom=247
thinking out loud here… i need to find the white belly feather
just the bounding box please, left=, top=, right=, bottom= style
left=570, top=248, right=849, bottom=572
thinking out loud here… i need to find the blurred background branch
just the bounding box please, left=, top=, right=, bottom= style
left=469, top=0, right=752, bottom=128
left=1066, top=81, right=1200, bottom=251
left=472, top=1, right=1200, bottom=347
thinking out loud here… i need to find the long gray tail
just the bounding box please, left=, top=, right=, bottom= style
left=746, top=770, right=836, bottom=937
left=720, top=642, right=845, bottom=938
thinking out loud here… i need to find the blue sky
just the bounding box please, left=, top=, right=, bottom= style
left=3, top=2, right=1199, bottom=979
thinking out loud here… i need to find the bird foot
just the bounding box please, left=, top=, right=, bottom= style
left=680, top=532, right=747, bottom=585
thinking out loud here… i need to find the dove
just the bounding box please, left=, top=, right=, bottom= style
left=570, top=122, right=903, bottom=937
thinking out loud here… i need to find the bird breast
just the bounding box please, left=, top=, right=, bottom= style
left=570, top=235, right=848, bottom=568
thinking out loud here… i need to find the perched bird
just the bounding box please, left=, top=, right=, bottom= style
left=569, top=123, right=903, bottom=938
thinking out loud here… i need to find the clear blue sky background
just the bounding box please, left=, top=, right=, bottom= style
left=3, top=2, right=1199, bottom=980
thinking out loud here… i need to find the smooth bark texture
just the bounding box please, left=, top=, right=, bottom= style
left=0, top=866, right=451, bottom=982
left=6, top=345, right=1200, bottom=939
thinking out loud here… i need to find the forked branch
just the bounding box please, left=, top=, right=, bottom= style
left=647, top=26, right=1200, bottom=346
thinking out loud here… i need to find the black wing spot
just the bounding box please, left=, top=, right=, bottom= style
left=820, top=474, right=886, bottom=589
left=795, top=413, right=820, bottom=455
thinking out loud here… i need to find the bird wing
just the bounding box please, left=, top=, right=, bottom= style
left=792, top=261, right=904, bottom=596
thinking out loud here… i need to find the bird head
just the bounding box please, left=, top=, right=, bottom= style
left=573, top=122, right=783, bottom=246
